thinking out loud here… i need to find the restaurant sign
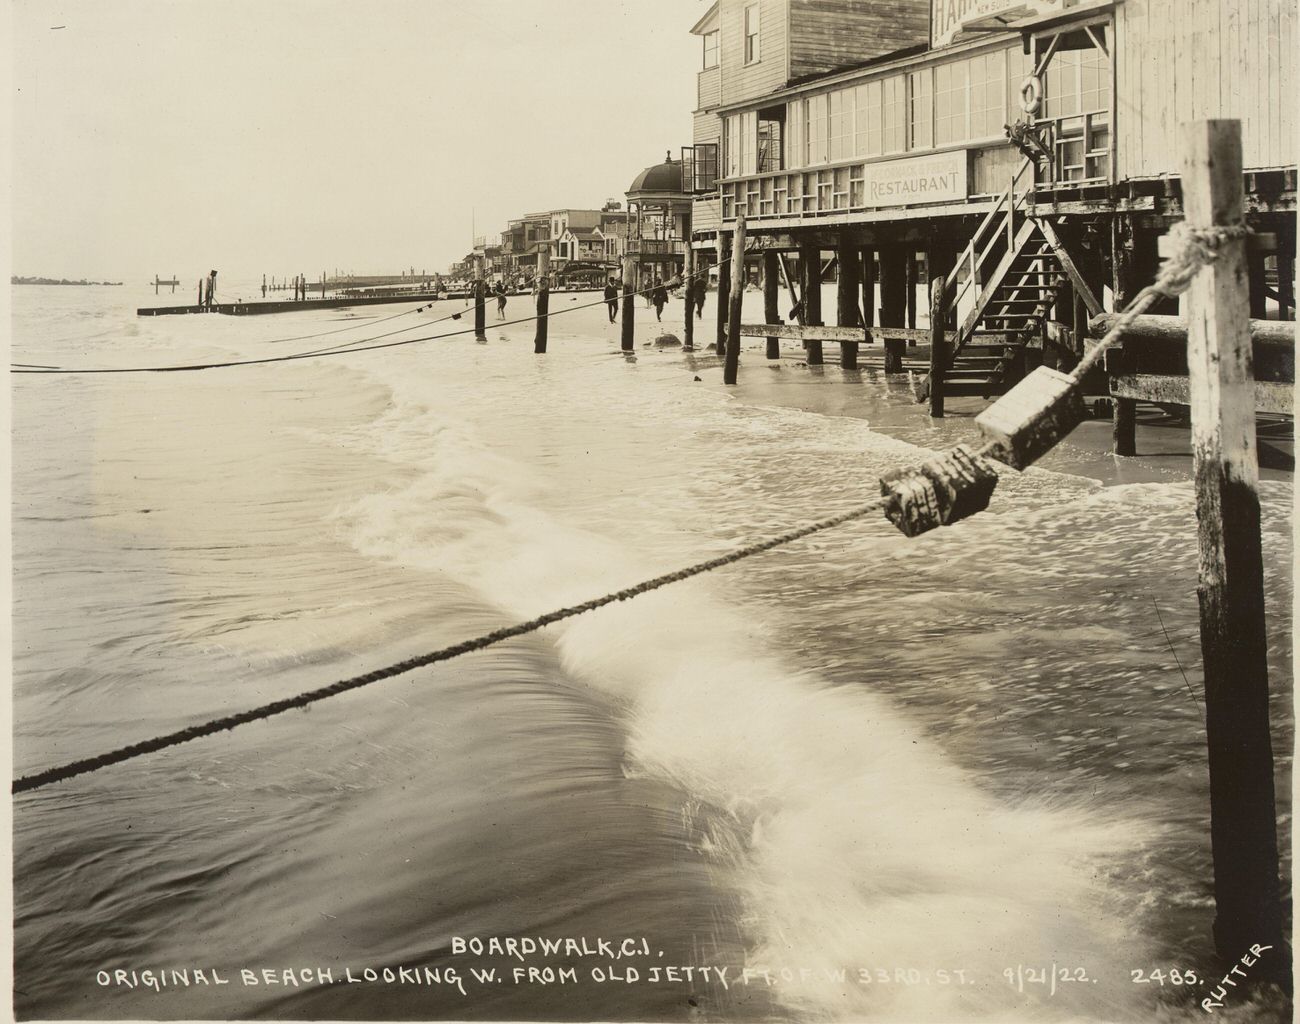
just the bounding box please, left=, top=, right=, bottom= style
left=864, top=150, right=968, bottom=209
left=931, top=0, right=1063, bottom=47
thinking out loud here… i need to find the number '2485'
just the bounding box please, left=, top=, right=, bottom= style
left=1131, top=968, right=1200, bottom=985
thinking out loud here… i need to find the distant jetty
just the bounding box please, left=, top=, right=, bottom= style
left=12, top=276, right=122, bottom=286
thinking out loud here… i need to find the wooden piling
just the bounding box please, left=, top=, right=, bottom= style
left=905, top=249, right=917, bottom=329
left=473, top=259, right=487, bottom=339
left=1183, top=119, right=1284, bottom=976
left=860, top=247, right=875, bottom=331
left=621, top=254, right=636, bottom=352
left=837, top=242, right=861, bottom=369
left=879, top=245, right=908, bottom=373
left=929, top=274, right=947, bottom=417
left=800, top=243, right=823, bottom=364
left=683, top=246, right=696, bottom=351
left=534, top=246, right=550, bottom=353
left=763, top=250, right=781, bottom=359
left=1110, top=217, right=1138, bottom=455
left=724, top=214, right=745, bottom=385
left=716, top=233, right=732, bottom=353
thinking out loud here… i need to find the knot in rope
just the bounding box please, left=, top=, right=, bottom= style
left=1150, top=222, right=1251, bottom=299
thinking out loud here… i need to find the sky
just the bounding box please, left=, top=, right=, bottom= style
left=10, top=1, right=706, bottom=280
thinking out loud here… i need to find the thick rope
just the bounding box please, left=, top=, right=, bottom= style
left=12, top=494, right=886, bottom=794
left=1070, top=223, right=1249, bottom=381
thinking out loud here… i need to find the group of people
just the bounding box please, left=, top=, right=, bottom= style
left=601, top=271, right=706, bottom=324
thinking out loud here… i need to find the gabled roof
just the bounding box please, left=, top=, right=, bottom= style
left=689, top=1, right=719, bottom=36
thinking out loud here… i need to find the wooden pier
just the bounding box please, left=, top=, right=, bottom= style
left=137, top=292, right=444, bottom=317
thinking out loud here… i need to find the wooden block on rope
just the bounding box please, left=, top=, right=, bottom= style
left=881, top=444, right=1000, bottom=537
left=975, top=366, right=1087, bottom=470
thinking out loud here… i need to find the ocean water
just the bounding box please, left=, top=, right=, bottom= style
left=10, top=280, right=1293, bottom=1022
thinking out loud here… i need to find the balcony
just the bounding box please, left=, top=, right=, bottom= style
left=627, top=238, right=686, bottom=255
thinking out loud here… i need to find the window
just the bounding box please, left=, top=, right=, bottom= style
left=854, top=81, right=882, bottom=156
left=969, top=50, right=1007, bottom=138
left=936, top=60, right=969, bottom=144
left=829, top=89, right=854, bottom=162
left=693, top=143, right=719, bottom=190
left=703, top=30, right=719, bottom=69
left=909, top=69, right=933, bottom=150
left=807, top=93, right=827, bottom=164
left=744, top=4, right=760, bottom=64
left=723, top=112, right=757, bottom=177
left=882, top=75, right=905, bottom=154
left=787, top=99, right=806, bottom=168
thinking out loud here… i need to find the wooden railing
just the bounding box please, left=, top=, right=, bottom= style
left=944, top=155, right=1036, bottom=313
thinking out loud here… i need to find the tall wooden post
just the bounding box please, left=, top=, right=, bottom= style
left=473, top=259, right=487, bottom=339
left=534, top=246, right=550, bottom=353
left=716, top=233, right=732, bottom=353
left=1183, top=120, right=1284, bottom=976
left=724, top=213, right=745, bottom=384
left=800, top=243, right=823, bottom=365
left=763, top=250, right=781, bottom=359
left=879, top=245, right=908, bottom=373
left=929, top=274, right=947, bottom=417
left=905, top=249, right=917, bottom=329
left=860, top=247, right=875, bottom=332
left=1110, top=217, right=1138, bottom=454
left=683, top=246, right=696, bottom=351
left=837, top=241, right=861, bottom=369
left=621, top=254, right=636, bottom=351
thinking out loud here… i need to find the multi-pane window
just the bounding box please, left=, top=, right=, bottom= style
left=1044, top=47, right=1110, bottom=118
left=744, top=4, right=760, bottom=64
left=724, top=112, right=757, bottom=176
left=807, top=92, right=828, bottom=163
left=829, top=89, right=854, bottom=161
left=787, top=99, right=806, bottom=168
left=882, top=75, right=906, bottom=153
left=854, top=81, right=882, bottom=156
left=703, top=30, right=719, bottom=69
left=969, top=49, right=1007, bottom=138
left=909, top=69, right=933, bottom=150
left=934, top=59, right=969, bottom=144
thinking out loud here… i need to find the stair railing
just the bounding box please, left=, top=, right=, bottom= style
left=943, top=156, right=1036, bottom=316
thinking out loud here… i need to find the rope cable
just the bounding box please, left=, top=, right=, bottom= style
left=12, top=492, right=886, bottom=794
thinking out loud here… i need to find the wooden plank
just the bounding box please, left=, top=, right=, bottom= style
left=737, top=323, right=942, bottom=343
left=1110, top=374, right=1294, bottom=415
left=1182, top=118, right=1284, bottom=973
left=1088, top=313, right=1296, bottom=346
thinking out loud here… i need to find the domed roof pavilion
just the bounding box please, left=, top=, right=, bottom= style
left=624, top=151, right=695, bottom=274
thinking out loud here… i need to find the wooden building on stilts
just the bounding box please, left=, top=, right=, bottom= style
left=684, top=0, right=1296, bottom=446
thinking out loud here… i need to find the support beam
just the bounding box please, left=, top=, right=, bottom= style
left=683, top=246, right=696, bottom=351
left=763, top=250, right=781, bottom=359
left=621, top=254, right=636, bottom=352
left=716, top=233, right=732, bottom=353
left=473, top=265, right=487, bottom=340
left=905, top=249, right=917, bottom=330
left=929, top=273, right=947, bottom=417
left=1183, top=119, right=1284, bottom=979
left=879, top=245, right=908, bottom=373
left=534, top=247, right=550, bottom=353
left=860, top=247, right=875, bottom=330
left=800, top=243, right=823, bottom=364
left=1109, top=217, right=1137, bottom=454
left=837, top=242, right=861, bottom=368
left=725, top=214, right=745, bottom=384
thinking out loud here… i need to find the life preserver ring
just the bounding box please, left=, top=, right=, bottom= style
left=1019, top=75, right=1043, bottom=115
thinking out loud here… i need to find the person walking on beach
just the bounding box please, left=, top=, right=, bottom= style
left=603, top=277, right=619, bottom=322
left=495, top=280, right=507, bottom=319
left=651, top=276, right=668, bottom=322
left=694, top=271, right=706, bottom=319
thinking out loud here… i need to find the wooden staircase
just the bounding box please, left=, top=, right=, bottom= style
left=916, top=158, right=1103, bottom=402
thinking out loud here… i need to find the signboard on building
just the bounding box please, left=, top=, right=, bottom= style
left=931, top=0, right=1063, bottom=47
left=864, top=150, right=968, bottom=208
